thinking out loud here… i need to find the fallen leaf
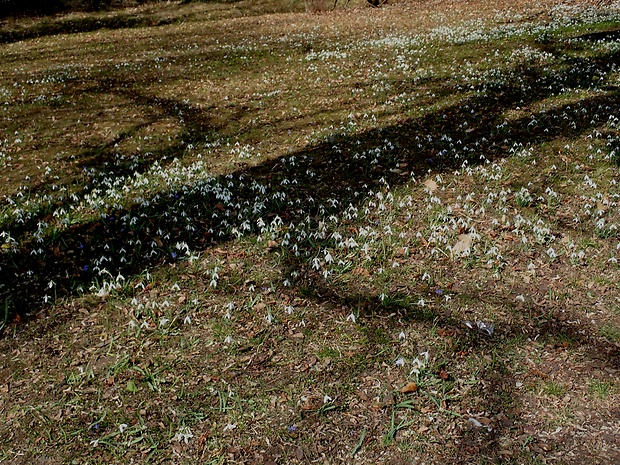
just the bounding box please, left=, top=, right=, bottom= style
left=439, top=370, right=449, bottom=381
left=452, top=234, right=473, bottom=257
left=437, top=328, right=457, bottom=337
left=399, top=382, right=418, bottom=393
left=353, top=267, right=370, bottom=277
left=424, top=179, right=438, bottom=192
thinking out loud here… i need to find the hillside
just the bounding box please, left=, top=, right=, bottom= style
left=1, top=0, right=620, bottom=463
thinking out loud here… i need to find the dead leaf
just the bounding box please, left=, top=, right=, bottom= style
left=353, top=267, right=370, bottom=277
left=439, top=370, right=449, bottom=381
left=452, top=233, right=473, bottom=257
left=399, top=382, right=418, bottom=393
left=526, top=368, right=547, bottom=379
left=424, top=179, right=438, bottom=192
left=437, top=328, right=457, bottom=337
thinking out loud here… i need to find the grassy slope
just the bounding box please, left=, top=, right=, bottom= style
left=1, top=0, right=620, bottom=463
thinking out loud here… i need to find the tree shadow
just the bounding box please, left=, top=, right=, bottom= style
left=1, top=29, right=619, bottom=327
left=0, top=9, right=175, bottom=45
left=0, top=76, right=241, bottom=240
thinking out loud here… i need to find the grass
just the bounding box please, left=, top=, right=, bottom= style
left=588, top=379, right=615, bottom=398
left=2, top=0, right=620, bottom=463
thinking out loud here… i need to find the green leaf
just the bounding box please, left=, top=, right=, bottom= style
left=126, top=380, right=138, bottom=393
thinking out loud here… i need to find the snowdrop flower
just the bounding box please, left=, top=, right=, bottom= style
left=410, top=357, right=425, bottom=375
left=398, top=331, right=406, bottom=340
left=173, top=426, right=194, bottom=443
left=323, top=395, right=333, bottom=403
left=119, top=424, right=128, bottom=433
left=346, top=313, right=356, bottom=323
left=395, top=357, right=405, bottom=367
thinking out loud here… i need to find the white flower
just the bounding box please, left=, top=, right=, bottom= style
left=173, top=426, right=194, bottom=443
left=346, top=313, right=356, bottom=323
left=119, top=424, right=128, bottom=433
